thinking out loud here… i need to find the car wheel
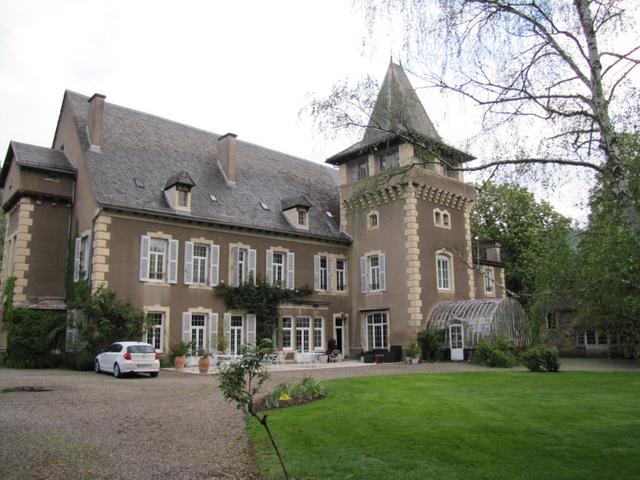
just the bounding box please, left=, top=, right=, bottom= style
left=95, top=359, right=101, bottom=374
left=114, top=363, right=122, bottom=378
left=150, top=372, right=159, bottom=378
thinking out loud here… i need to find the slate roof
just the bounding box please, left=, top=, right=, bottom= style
left=281, top=194, right=312, bottom=211
left=164, top=170, right=195, bottom=190
left=0, top=141, right=75, bottom=185
left=63, top=91, right=348, bottom=242
left=326, top=62, right=474, bottom=165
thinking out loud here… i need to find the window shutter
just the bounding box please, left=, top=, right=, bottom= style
left=83, top=232, right=92, bottom=280
left=314, top=254, right=320, bottom=291
left=379, top=253, right=386, bottom=291
left=182, top=312, right=191, bottom=342
left=168, top=239, right=179, bottom=284
left=266, top=249, right=273, bottom=285
left=223, top=313, right=231, bottom=354
left=248, top=249, right=257, bottom=283
left=246, top=314, right=257, bottom=346
left=184, top=241, right=193, bottom=285
left=326, top=257, right=332, bottom=292
left=73, top=237, right=81, bottom=282
left=287, top=252, right=295, bottom=289
left=208, top=313, right=219, bottom=352
left=360, top=256, right=367, bottom=293
left=210, top=244, right=220, bottom=286
left=230, top=246, right=239, bottom=286
left=139, top=235, right=150, bottom=282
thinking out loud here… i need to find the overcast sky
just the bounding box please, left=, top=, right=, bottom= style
left=2, top=0, right=634, bottom=222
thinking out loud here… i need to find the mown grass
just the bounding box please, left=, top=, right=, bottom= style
left=248, top=372, right=640, bottom=480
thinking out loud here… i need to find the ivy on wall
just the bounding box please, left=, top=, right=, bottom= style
left=215, top=280, right=312, bottom=340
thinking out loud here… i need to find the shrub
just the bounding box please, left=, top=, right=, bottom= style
left=5, top=308, right=67, bottom=368
left=522, top=346, right=560, bottom=372
left=487, top=349, right=517, bottom=368
left=405, top=342, right=421, bottom=359
left=417, top=328, right=447, bottom=361
left=470, top=339, right=492, bottom=365
left=61, top=351, right=95, bottom=371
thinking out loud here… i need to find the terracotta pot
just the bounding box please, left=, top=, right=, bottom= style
left=198, top=356, right=210, bottom=375
left=174, top=355, right=186, bottom=371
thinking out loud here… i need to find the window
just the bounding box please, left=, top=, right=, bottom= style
left=74, top=234, right=91, bottom=281
left=190, top=244, right=208, bottom=284
left=149, top=238, right=167, bottom=281
left=440, top=160, right=457, bottom=178
left=282, top=317, right=292, bottom=349
left=230, top=315, right=243, bottom=356
left=434, top=211, right=441, bottom=224
left=434, top=209, right=451, bottom=229
left=315, top=255, right=329, bottom=292
left=597, top=331, right=608, bottom=345
left=378, top=150, right=399, bottom=171
left=272, top=252, right=284, bottom=285
left=231, top=246, right=256, bottom=286
left=369, top=255, right=381, bottom=291
left=336, top=259, right=346, bottom=292
left=483, top=268, right=494, bottom=295
left=238, top=248, right=247, bottom=285
left=191, top=313, right=206, bottom=356
left=443, top=213, right=450, bottom=227
left=586, top=329, right=596, bottom=345
left=296, top=317, right=311, bottom=353
left=366, top=312, right=388, bottom=350
left=134, top=178, right=145, bottom=188
left=361, top=253, right=386, bottom=293
left=313, top=318, right=324, bottom=349
left=177, top=186, right=189, bottom=207
left=576, top=328, right=585, bottom=345
left=298, top=210, right=307, bottom=226
left=145, top=312, right=164, bottom=352
left=547, top=313, right=557, bottom=330
left=319, top=256, right=328, bottom=291
left=368, top=212, right=379, bottom=228
left=437, top=253, right=452, bottom=290
left=351, top=158, right=369, bottom=182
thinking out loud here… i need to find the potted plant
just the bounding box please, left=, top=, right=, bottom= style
left=405, top=342, right=421, bottom=364
left=198, top=348, right=211, bottom=375
left=169, top=341, right=192, bottom=371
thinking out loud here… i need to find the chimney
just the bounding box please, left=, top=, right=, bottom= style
left=217, top=133, right=237, bottom=184
left=486, top=242, right=501, bottom=263
left=87, top=93, right=106, bottom=151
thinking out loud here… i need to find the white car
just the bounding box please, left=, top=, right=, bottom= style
left=95, top=341, right=160, bottom=378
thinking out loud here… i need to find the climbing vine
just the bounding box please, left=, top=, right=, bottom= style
left=215, top=280, right=312, bottom=340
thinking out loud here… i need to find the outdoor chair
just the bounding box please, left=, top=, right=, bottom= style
left=329, top=350, right=343, bottom=363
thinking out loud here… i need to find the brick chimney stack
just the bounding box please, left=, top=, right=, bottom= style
left=217, top=133, right=237, bottom=184
left=87, top=93, right=106, bottom=152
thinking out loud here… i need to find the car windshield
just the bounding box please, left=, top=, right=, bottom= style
left=127, top=345, right=155, bottom=354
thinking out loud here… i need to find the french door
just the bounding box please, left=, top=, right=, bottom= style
left=449, top=324, right=464, bottom=361
left=296, top=318, right=311, bottom=353
left=230, top=315, right=243, bottom=356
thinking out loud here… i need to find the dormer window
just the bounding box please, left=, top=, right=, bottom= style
left=281, top=194, right=312, bottom=231
left=164, top=170, right=195, bottom=213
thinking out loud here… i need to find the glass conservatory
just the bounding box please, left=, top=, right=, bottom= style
left=426, top=298, right=531, bottom=351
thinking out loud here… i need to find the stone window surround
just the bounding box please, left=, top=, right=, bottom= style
left=433, top=208, right=451, bottom=229
left=143, top=305, right=170, bottom=353
left=363, top=249, right=385, bottom=294
left=314, top=251, right=347, bottom=295
left=483, top=266, right=495, bottom=297
left=366, top=210, right=380, bottom=230
left=435, top=249, right=455, bottom=292
left=228, top=242, right=253, bottom=286
left=143, top=231, right=173, bottom=286
left=188, top=236, right=216, bottom=290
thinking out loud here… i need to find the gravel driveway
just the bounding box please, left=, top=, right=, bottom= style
left=1, top=358, right=637, bottom=480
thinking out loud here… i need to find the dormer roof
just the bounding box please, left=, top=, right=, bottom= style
left=281, top=194, right=312, bottom=211
left=164, top=170, right=195, bottom=190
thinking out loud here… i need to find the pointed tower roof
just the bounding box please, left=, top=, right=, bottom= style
left=363, top=61, right=440, bottom=143
left=326, top=62, right=474, bottom=166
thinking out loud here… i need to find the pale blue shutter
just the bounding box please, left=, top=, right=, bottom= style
left=287, top=252, right=295, bottom=289
left=266, top=249, right=273, bottom=285
left=210, top=244, right=220, bottom=286
left=223, top=313, right=231, bottom=354
left=182, top=312, right=191, bottom=342
left=231, top=246, right=239, bottom=286
left=83, top=232, right=92, bottom=280
left=139, top=235, right=150, bottom=281
left=360, top=256, right=367, bottom=293
left=73, top=237, right=81, bottom=282
left=379, top=253, right=386, bottom=291
left=209, top=313, right=219, bottom=352
left=184, top=241, right=193, bottom=285
left=314, top=254, right=320, bottom=291
left=326, top=257, right=331, bottom=292
left=168, top=239, right=179, bottom=284
left=246, top=314, right=257, bottom=346
left=248, top=249, right=257, bottom=283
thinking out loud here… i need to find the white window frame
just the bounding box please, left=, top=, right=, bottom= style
left=369, top=255, right=381, bottom=291
left=282, top=317, right=293, bottom=350
left=272, top=251, right=285, bottom=285
left=366, top=311, right=389, bottom=350
left=238, top=248, right=247, bottom=285
left=190, top=313, right=207, bottom=357
left=298, top=210, right=307, bottom=226
left=230, top=315, right=244, bottom=356
left=319, top=256, right=328, bottom=291
left=192, top=243, right=209, bottom=285
left=436, top=251, right=453, bottom=291
left=295, top=317, right=311, bottom=353
left=483, top=267, right=494, bottom=296
left=145, top=312, right=165, bottom=353
left=148, top=238, right=168, bottom=282
left=336, top=258, right=346, bottom=292
left=313, top=317, right=324, bottom=351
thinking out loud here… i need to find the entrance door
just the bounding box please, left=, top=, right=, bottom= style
left=230, top=315, right=243, bottom=356
left=335, top=318, right=343, bottom=352
left=449, top=324, right=464, bottom=361
left=296, top=318, right=311, bottom=353
left=191, top=314, right=206, bottom=357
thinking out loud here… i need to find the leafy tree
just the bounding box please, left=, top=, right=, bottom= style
left=218, top=342, right=290, bottom=480
left=313, top=0, right=640, bottom=239
left=579, top=133, right=640, bottom=357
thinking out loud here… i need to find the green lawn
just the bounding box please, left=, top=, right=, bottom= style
left=248, top=372, right=640, bottom=480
